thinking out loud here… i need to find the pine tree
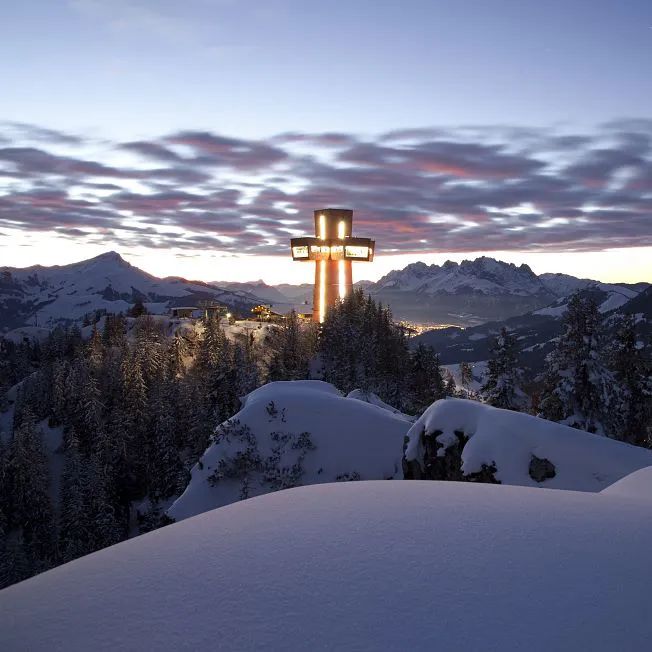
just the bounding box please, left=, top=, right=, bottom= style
left=459, top=361, right=473, bottom=397
left=129, top=299, right=147, bottom=318
left=539, top=293, right=612, bottom=433
left=444, top=372, right=458, bottom=397
left=608, top=314, right=652, bottom=446
left=87, top=326, right=104, bottom=371
left=407, top=344, right=446, bottom=414
left=320, top=290, right=410, bottom=408
left=481, top=328, right=527, bottom=410
left=7, top=410, right=55, bottom=566
left=267, top=311, right=311, bottom=381
left=59, top=431, right=89, bottom=562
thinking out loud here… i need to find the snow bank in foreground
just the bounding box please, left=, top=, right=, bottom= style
left=404, top=398, right=652, bottom=492
left=601, top=466, right=652, bottom=499
left=3, top=481, right=652, bottom=651
left=168, top=381, right=411, bottom=521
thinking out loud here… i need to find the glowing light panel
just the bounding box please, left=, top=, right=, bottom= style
left=292, top=245, right=309, bottom=258
left=319, top=259, right=326, bottom=322
left=339, top=259, right=346, bottom=299
left=345, top=245, right=369, bottom=259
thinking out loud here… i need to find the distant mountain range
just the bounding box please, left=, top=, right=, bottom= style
left=2, top=251, right=649, bottom=335
left=363, top=257, right=649, bottom=325
left=0, top=252, right=260, bottom=332
left=222, top=258, right=648, bottom=327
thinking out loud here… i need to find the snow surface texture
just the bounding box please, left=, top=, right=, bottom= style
left=405, top=398, right=652, bottom=491
left=601, top=466, right=652, bottom=499
left=168, top=381, right=412, bottom=521
left=2, top=480, right=652, bottom=651
left=345, top=388, right=415, bottom=420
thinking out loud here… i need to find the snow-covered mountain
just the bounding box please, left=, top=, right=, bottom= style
left=375, top=257, right=547, bottom=296
left=365, top=257, right=554, bottom=324
left=362, top=257, right=648, bottom=325
left=3, top=477, right=652, bottom=651
left=539, top=272, right=648, bottom=298
left=0, top=252, right=262, bottom=331
left=168, top=380, right=412, bottom=521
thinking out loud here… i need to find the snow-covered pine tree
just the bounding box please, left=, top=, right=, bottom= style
left=481, top=327, right=527, bottom=410
left=607, top=313, right=652, bottom=446
left=407, top=344, right=446, bottom=414
left=87, top=325, right=104, bottom=371
left=147, top=379, right=184, bottom=502
left=59, top=431, right=89, bottom=563
left=6, top=409, right=55, bottom=569
left=444, top=372, right=458, bottom=397
left=539, top=293, right=613, bottom=434
left=459, top=361, right=473, bottom=397
left=267, top=311, right=311, bottom=381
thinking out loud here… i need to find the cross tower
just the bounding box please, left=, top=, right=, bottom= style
left=290, top=208, right=375, bottom=322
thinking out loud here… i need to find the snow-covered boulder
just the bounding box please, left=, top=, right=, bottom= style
left=3, top=480, right=652, bottom=651
left=168, top=381, right=412, bottom=520
left=403, top=398, right=652, bottom=491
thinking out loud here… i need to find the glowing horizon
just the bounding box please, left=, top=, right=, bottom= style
left=2, top=232, right=650, bottom=287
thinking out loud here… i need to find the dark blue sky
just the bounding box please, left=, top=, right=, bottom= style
left=3, top=0, right=651, bottom=138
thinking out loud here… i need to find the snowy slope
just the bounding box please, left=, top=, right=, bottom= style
left=346, top=388, right=416, bottom=420
left=2, top=480, right=652, bottom=651
left=168, top=381, right=412, bottom=520
left=600, top=466, right=652, bottom=499
left=534, top=281, right=638, bottom=316
left=405, top=398, right=652, bottom=491
left=0, top=252, right=262, bottom=330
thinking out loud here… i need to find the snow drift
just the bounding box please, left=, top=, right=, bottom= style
left=404, top=398, right=652, bottom=491
left=2, top=480, right=652, bottom=651
left=168, top=381, right=412, bottom=521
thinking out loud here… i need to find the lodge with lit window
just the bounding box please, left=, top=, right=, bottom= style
left=290, top=208, right=375, bottom=322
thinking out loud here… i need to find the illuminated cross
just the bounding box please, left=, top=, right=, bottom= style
left=290, top=208, right=375, bottom=323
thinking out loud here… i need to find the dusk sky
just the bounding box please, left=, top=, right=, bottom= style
left=1, top=0, right=651, bottom=284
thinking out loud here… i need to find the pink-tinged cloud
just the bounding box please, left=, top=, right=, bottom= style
left=1, top=121, right=651, bottom=255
